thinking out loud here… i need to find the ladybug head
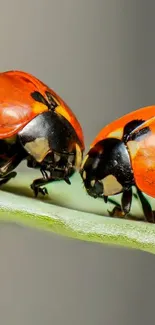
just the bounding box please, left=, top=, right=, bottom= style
left=18, top=111, right=84, bottom=182
left=80, top=138, right=134, bottom=199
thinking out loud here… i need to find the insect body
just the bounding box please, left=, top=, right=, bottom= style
left=80, top=105, right=155, bottom=223
left=0, top=70, right=84, bottom=196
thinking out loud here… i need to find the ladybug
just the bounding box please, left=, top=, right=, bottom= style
left=80, top=105, right=155, bottom=223
left=0, top=70, right=84, bottom=196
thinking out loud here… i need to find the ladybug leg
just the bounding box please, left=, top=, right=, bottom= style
left=0, top=171, right=17, bottom=186
left=30, top=178, right=49, bottom=197
left=136, top=187, right=155, bottom=223
left=121, top=188, right=133, bottom=215
left=0, top=153, right=24, bottom=187
left=108, top=188, right=132, bottom=218
left=30, top=168, right=50, bottom=196
left=30, top=168, right=72, bottom=197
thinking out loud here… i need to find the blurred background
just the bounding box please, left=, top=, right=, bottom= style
left=0, top=0, right=155, bottom=324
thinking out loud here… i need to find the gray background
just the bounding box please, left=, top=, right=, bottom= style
left=0, top=0, right=155, bottom=324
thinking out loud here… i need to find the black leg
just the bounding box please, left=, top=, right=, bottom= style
left=121, top=188, right=132, bottom=214
left=0, top=171, right=17, bottom=186
left=103, top=195, right=108, bottom=203
left=107, top=188, right=132, bottom=218
left=30, top=177, right=50, bottom=197
left=136, top=187, right=155, bottom=223
left=30, top=168, right=72, bottom=197
left=0, top=153, right=24, bottom=189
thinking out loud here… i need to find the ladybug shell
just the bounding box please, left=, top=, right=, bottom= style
left=0, top=70, right=84, bottom=149
left=90, top=105, right=155, bottom=198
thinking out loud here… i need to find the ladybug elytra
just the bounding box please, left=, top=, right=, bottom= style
left=0, top=70, right=84, bottom=196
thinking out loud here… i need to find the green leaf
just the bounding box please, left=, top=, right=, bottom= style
left=1, top=166, right=155, bottom=255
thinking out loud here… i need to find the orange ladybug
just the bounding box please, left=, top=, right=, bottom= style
left=80, top=105, right=155, bottom=223
left=0, top=70, right=84, bottom=196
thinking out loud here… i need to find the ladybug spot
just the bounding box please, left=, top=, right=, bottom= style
left=123, top=119, right=151, bottom=142
left=31, top=91, right=48, bottom=106
left=31, top=91, right=58, bottom=111
left=45, top=91, right=58, bottom=110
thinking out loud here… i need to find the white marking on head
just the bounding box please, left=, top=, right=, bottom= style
left=101, top=174, right=123, bottom=196
left=24, top=137, right=50, bottom=162
left=91, top=179, right=95, bottom=187
left=82, top=170, right=86, bottom=180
